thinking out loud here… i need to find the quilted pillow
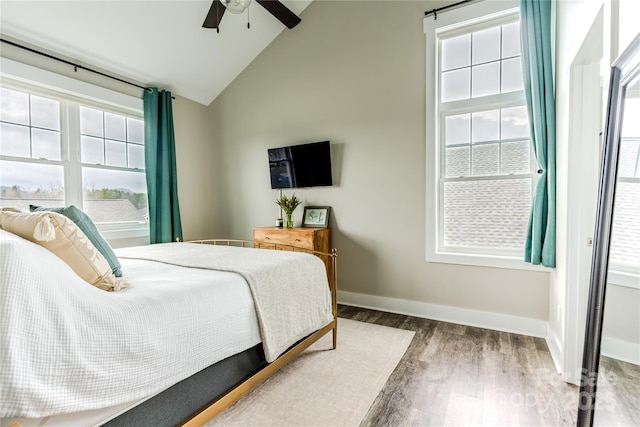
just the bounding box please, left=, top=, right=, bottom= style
left=0, top=211, right=128, bottom=292
left=30, top=204, right=122, bottom=277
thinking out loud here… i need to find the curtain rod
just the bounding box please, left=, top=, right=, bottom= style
left=424, top=0, right=476, bottom=19
left=0, top=38, right=153, bottom=93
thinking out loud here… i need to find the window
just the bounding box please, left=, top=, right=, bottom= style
left=610, top=83, right=640, bottom=279
left=0, top=82, right=148, bottom=228
left=425, top=0, right=540, bottom=269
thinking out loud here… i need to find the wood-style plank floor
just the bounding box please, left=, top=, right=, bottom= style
left=337, top=305, right=640, bottom=426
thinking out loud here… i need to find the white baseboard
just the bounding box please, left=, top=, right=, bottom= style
left=545, top=324, right=564, bottom=374
left=337, top=290, right=547, bottom=338
left=601, top=336, right=640, bottom=365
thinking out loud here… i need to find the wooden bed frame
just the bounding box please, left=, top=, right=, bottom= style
left=181, top=239, right=338, bottom=426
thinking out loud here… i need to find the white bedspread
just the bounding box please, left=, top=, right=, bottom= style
left=0, top=230, right=261, bottom=418
left=115, top=242, right=334, bottom=363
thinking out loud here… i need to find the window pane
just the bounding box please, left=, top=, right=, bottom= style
left=445, top=114, right=470, bottom=145
left=0, top=160, right=64, bottom=210
left=30, top=95, right=60, bottom=130
left=436, top=15, right=534, bottom=259
left=443, top=179, right=531, bottom=249
left=618, top=139, right=639, bottom=178
left=0, top=123, right=30, bottom=157
left=472, top=62, right=500, bottom=98
left=441, top=34, right=470, bottom=71
left=472, top=26, right=500, bottom=65
left=501, top=106, right=530, bottom=139
left=81, top=135, right=105, bottom=164
left=105, top=112, right=126, bottom=141
left=502, top=21, right=521, bottom=58
left=472, top=109, right=500, bottom=143
left=610, top=181, right=640, bottom=267
left=620, top=86, right=639, bottom=175
left=441, top=68, right=470, bottom=102
left=501, top=140, right=531, bottom=175
left=80, top=106, right=104, bottom=137
left=31, top=128, right=61, bottom=160
left=127, top=118, right=144, bottom=144
left=621, top=97, right=640, bottom=140
left=472, top=143, right=500, bottom=176
left=502, top=57, right=524, bottom=93
left=82, top=167, right=148, bottom=224
left=128, top=144, right=145, bottom=169
left=445, top=146, right=470, bottom=178
left=105, top=140, right=127, bottom=167
left=0, top=88, right=29, bottom=125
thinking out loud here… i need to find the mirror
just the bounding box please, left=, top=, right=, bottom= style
left=594, top=64, right=640, bottom=426
left=578, top=33, right=640, bottom=426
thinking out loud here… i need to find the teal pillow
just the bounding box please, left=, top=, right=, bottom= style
left=29, top=204, right=122, bottom=277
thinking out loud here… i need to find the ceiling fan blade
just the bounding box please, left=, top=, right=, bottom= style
left=255, top=0, right=301, bottom=29
left=202, top=0, right=226, bottom=28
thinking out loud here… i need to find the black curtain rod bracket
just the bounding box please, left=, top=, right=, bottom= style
left=425, top=0, right=476, bottom=19
left=1, top=38, right=153, bottom=93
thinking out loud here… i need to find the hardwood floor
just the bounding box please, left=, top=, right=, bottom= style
left=593, top=356, right=640, bottom=426
left=337, top=305, right=640, bottom=426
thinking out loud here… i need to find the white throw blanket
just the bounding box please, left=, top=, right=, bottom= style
left=116, top=242, right=334, bottom=363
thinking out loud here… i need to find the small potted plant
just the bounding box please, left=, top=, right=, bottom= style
left=276, top=193, right=302, bottom=229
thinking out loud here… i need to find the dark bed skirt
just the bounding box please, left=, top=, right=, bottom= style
left=103, top=343, right=267, bottom=427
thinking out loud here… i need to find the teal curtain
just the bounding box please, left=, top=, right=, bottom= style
left=520, top=0, right=556, bottom=267
left=143, top=88, right=183, bottom=244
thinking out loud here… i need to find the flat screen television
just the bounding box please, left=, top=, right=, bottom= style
left=268, top=141, right=333, bottom=189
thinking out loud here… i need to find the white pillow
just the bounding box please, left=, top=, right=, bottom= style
left=0, top=211, right=128, bottom=291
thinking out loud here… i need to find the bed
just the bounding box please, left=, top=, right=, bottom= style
left=0, top=218, right=337, bottom=427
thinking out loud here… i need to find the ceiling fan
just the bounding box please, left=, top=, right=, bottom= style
left=203, top=0, right=301, bottom=32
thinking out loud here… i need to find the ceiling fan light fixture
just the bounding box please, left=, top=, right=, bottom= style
left=221, top=0, right=252, bottom=14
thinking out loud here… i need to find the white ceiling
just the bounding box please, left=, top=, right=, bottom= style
left=0, top=0, right=312, bottom=106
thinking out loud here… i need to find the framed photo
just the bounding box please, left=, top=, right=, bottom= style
left=302, top=206, right=331, bottom=228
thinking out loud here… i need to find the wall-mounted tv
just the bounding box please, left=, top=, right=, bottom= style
left=268, top=141, right=333, bottom=189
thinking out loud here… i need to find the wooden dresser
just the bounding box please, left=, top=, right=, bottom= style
left=253, top=227, right=333, bottom=289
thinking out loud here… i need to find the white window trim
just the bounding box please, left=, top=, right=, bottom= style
left=0, top=58, right=142, bottom=112
left=424, top=0, right=548, bottom=272
left=98, top=222, right=151, bottom=241
left=0, top=57, right=149, bottom=241
left=608, top=270, right=640, bottom=290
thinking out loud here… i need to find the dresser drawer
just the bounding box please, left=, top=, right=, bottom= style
left=254, top=228, right=316, bottom=250
left=253, top=226, right=332, bottom=290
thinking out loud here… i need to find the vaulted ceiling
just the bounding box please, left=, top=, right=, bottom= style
left=0, top=0, right=312, bottom=105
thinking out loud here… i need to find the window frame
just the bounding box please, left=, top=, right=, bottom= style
left=0, top=58, right=149, bottom=241
left=424, top=0, right=547, bottom=271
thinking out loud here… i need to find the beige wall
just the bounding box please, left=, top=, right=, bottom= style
left=603, top=285, right=640, bottom=344
left=208, top=1, right=550, bottom=321
left=172, top=95, right=218, bottom=241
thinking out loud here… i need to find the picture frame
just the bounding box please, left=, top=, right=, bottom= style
left=302, top=206, right=331, bottom=228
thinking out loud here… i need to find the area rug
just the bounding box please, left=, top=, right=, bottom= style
left=206, top=318, right=415, bottom=427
